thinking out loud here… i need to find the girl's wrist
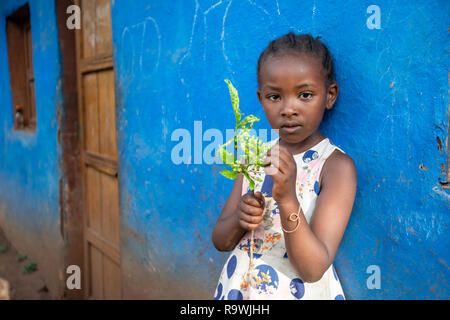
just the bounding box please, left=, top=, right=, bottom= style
left=276, top=192, right=298, bottom=207
left=277, top=198, right=299, bottom=216
left=277, top=199, right=303, bottom=232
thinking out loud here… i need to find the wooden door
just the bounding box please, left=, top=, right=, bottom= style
left=75, top=0, right=121, bottom=299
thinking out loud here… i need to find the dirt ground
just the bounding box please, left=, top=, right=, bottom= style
left=0, top=226, right=53, bottom=299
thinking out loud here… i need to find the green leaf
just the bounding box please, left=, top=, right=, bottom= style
left=242, top=171, right=255, bottom=191
left=248, top=179, right=255, bottom=191
left=224, top=79, right=241, bottom=124
left=217, top=144, right=236, bottom=165
left=239, top=115, right=260, bottom=129
left=219, top=169, right=238, bottom=180
left=222, top=137, right=234, bottom=148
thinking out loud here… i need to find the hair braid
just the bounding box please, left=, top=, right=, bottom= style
left=257, top=32, right=335, bottom=88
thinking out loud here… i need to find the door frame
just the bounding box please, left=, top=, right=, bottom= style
left=55, top=0, right=85, bottom=299
left=73, top=0, right=122, bottom=299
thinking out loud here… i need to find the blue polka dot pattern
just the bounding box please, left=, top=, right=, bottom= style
left=303, top=150, right=318, bottom=163
left=227, top=289, right=243, bottom=300
left=254, top=264, right=279, bottom=292
left=213, top=283, right=222, bottom=300
left=271, top=205, right=280, bottom=215
left=238, top=239, right=262, bottom=259
left=261, top=175, right=274, bottom=196
left=290, top=278, right=305, bottom=299
left=227, top=255, right=237, bottom=279
left=334, top=294, right=345, bottom=300
left=314, top=180, right=320, bottom=195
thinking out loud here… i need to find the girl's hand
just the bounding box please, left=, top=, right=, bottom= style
left=263, top=144, right=297, bottom=205
left=237, top=191, right=265, bottom=231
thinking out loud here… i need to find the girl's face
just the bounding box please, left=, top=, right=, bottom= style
left=257, top=53, right=339, bottom=154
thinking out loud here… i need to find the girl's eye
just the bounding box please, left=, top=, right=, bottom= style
left=299, top=92, right=313, bottom=99
left=267, top=94, right=280, bottom=101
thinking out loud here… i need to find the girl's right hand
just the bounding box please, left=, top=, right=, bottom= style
left=237, top=191, right=265, bottom=231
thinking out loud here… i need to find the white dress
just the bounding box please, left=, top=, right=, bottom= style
left=213, top=137, right=346, bottom=300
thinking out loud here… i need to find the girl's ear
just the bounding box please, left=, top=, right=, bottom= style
left=326, top=82, right=339, bottom=110
left=256, top=89, right=263, bottom=105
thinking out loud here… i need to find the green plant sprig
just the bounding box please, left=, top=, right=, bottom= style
left=216, top=79, right=271, bottom=287
left=217, top=79, right=271, bottom=191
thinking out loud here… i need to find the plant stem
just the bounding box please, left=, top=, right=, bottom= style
left=249, top=188, right=255, bottom=270
left=234, top=131, right=255, bottom=274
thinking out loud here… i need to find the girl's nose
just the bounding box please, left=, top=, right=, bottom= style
left=281, top=100, right=298, bottom=117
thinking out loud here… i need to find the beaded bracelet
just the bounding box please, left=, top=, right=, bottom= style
left=281, top=204, right=302, bottom=233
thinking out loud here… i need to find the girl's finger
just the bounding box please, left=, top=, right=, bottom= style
left=253, top=191, right=263, bottom=200
left=276, top=154, right=290, bottom=174
left=266, top=144, right=280, bottom=157
left=253, top=191, right=265, bottom=207
left=239, top=219, right=260, bottom=231
left=239, top=201, right=264, bottom=216
left=265, top=154, right=288, bottom=175
left=264, top=153, right=281, bottom=175
left=239, top=212, right=263, bottom=224
left=242, top=194, right=263, bottom=208
left=264, top=163, right=279, bottom=176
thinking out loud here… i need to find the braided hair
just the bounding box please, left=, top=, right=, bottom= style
left=257, top=32, right=335, bottom=88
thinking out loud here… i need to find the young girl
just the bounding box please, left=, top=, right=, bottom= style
left=212, top=32, right=357, bottom=300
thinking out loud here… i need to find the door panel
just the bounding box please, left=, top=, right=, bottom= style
left=100, top=173, right=120, bottom=246
left=81, top=0, right=96, bottom=59
left=103, top=255, right=121, bottom=300
left=86, top=166, right=101, bottom=233
left=98, top=69, right=117, bottom=157
left=89, top=244, right=104, bottom=299
left=95, top=0, right=113, bottom=56
left=76, top=0, right=121, bottom=299
left=83, top=73, right=99, bottom=154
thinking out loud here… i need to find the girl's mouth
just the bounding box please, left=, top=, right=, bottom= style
left=281, top=125, right=302, bottom=134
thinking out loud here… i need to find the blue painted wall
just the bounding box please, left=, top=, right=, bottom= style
left=0, top=0, right=447, bottom=300
left=0, top=0, right=65, bottom=296
left=112, top=0, right=449, bottom=299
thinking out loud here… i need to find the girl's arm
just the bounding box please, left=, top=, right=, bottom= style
left=212, top=173, right=265, bottom=251
left=282, top=150, right=357, bottom=282
left=212, top=173, right=245, bottom=251
left=266, top=146, right=357, bottom=283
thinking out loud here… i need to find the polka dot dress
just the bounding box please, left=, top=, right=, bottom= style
left=213, top=137, right=347, bottom=300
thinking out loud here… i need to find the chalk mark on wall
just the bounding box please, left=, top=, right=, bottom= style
left=203, top=1, right=224, bottom=61
left=120, top=16, right=161, bottom=83
left=177, top=0, right=295, bottom=89
left=221, top=0, right=233, bottom=74
left=178, top=0, right=200, bottom=69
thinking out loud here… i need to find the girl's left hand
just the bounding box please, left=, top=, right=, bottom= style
left=263, top=144, right=297, bottom=205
